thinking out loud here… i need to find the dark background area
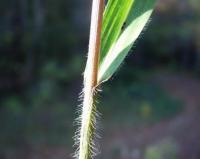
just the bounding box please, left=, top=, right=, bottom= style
left=0, top=0, right=200, bottom=159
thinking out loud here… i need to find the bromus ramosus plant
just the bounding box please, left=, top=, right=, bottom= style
left=74, top=0, right=157, bottom=158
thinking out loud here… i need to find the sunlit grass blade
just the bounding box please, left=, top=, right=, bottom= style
left=98, top=0, right=157, bottom=83
left=100, top=0, right=134, bottom=63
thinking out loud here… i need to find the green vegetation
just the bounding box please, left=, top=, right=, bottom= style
left=102, top=81, right=182, bottom=126
left=78, top=0, right=157, bottom=158
left=145, top=138, right=178, bottom=159
left=0, top=0, right=199, bottom=158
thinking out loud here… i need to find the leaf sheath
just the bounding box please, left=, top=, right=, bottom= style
left=77, top=0, right=104, bottom=159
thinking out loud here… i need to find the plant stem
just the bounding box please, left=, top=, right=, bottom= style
left=78, top=0, right=104, bottom=159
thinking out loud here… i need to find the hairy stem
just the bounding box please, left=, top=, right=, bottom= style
left=77, top=0, right=104, bottom=159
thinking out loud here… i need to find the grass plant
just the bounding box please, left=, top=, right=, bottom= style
left=74, top=0, right=157, bottom=158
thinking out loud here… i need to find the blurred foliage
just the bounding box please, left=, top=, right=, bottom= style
left=145, top=138, right=178, bottom=159
left=130, top=0, right=200, bottom=72
left=101, top=68, right=183, bottom=126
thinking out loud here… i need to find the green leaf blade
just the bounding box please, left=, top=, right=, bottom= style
left=98, top=0, right=157, bottom=83
left=100, top=0, right=135, bottom=64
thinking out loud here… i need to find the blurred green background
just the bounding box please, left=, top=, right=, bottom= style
left=0, top=0, right=200, bottom=159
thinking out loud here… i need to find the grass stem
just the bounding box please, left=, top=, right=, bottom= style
left=77, top=0, right=104, bottom=159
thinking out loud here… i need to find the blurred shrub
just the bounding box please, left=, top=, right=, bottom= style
left=145, top=138, right=178, bottom=159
